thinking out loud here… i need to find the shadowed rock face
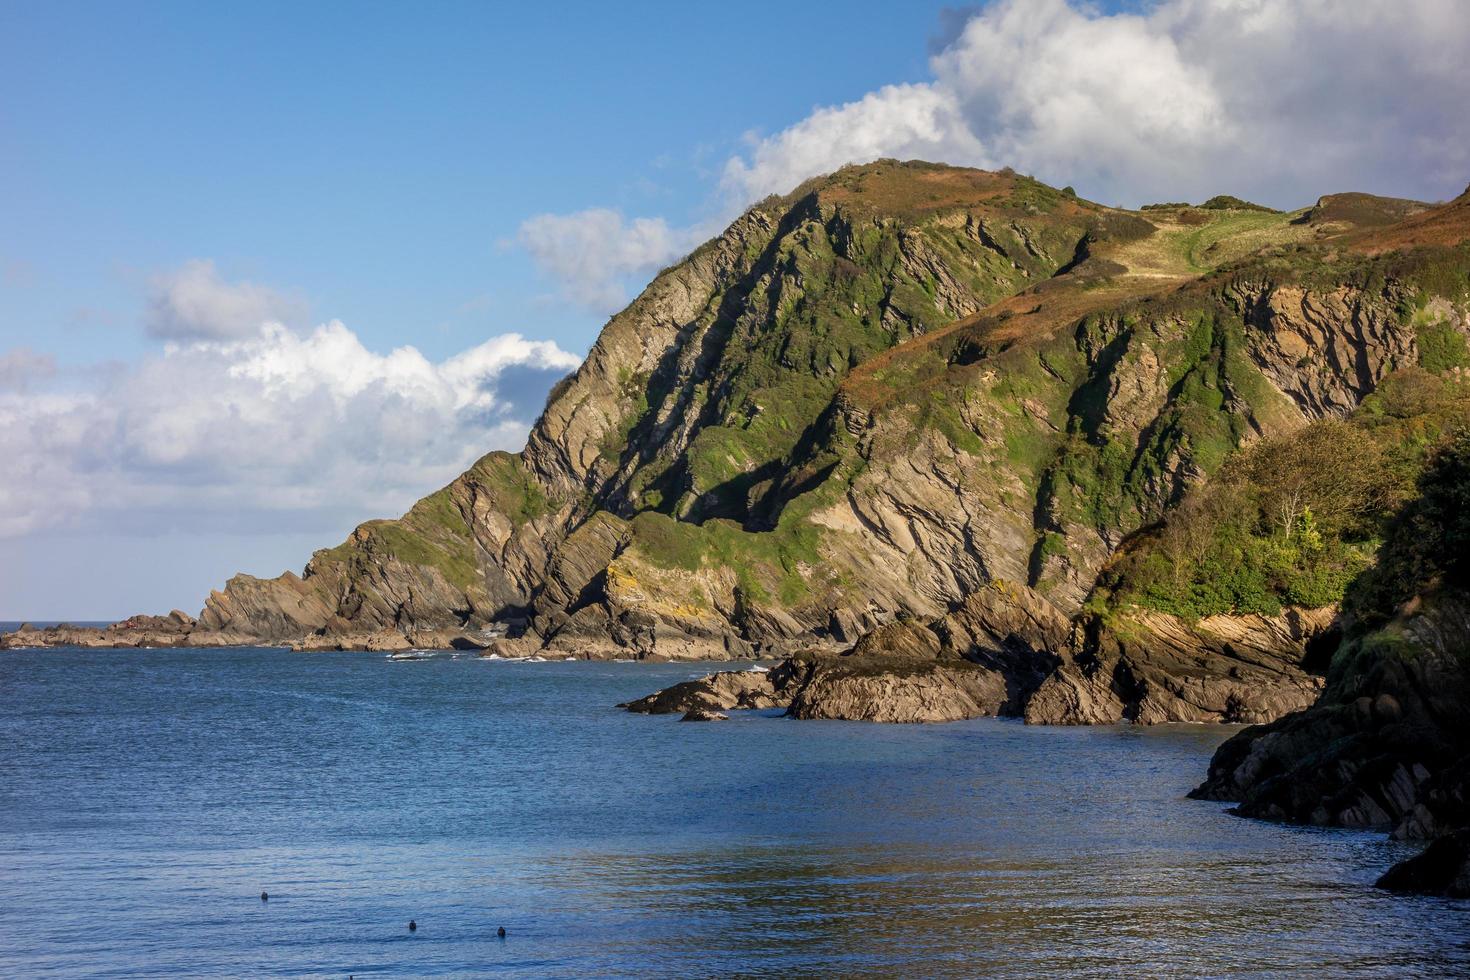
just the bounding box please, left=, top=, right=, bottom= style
left=1191, top=594, right=1470, bottom=897
left=1027, top=607, right=1334, bottom=726
left=1376, top=830, right=1470, bottom=898
left=1192, top=595, right=1470, bottom=834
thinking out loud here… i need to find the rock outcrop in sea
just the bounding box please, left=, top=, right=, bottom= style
left=620, top=581, right=1332, bottom=725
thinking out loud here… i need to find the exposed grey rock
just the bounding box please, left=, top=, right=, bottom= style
left=784, top=657, right=1010, bottom=723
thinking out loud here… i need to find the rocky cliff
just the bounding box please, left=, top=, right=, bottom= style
left=26, top=163, right=1468, bottom=740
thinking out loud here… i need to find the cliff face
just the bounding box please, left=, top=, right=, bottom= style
left=105, top=166, right=1468, bottom=722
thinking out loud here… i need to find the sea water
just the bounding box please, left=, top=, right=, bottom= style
left=0, top=646, right=1465, bottom=978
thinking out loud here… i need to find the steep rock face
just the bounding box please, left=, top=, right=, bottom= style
left=879, top=583, right=1073, bottom=709
left=199, top=451, right=565, bottom=641
left=520, top=208, right=782, bottom=498
left=1026, top=607, right=1333, bottom=725
left=197, top=571, right=334, bottom=640
left=1230, top=281, right=1419, bottom=416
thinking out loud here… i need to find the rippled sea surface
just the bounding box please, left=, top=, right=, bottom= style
left=1, top=646, right=1466, bottom=978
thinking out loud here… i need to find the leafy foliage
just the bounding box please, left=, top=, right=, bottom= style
left=1345, top=426, right=1470, bottom=627
left=1199, top=195, right=1277, bottom=213
left=1417, top=320, right=1470, bottom=373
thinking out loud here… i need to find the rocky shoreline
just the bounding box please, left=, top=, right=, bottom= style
left=0, top=614, right=498, bottom=653
left=618, top=581, right=1333, bottom=726
left=6, top=581, right=1336, bottom=732
left=1189, top=592, right=1470, bottom=898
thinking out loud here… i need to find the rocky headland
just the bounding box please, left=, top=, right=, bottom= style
left=10, top=160, right=1466, bottom=896
left=14, top=167, right=1465, bottom=658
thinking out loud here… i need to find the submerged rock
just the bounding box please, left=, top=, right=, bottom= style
left=679, top=707, right=729, bottom=722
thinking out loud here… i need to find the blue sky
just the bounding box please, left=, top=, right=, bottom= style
left=2, top=0, right=1467, bottom=618
left=1, top=0, right=961, bottom=366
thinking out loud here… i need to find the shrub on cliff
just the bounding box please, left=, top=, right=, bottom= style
left=1345, top=427, right=1470, bottom=627
left=1108, top=370, right=1470, bottom=618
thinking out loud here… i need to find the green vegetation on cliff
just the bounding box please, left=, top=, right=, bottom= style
left=1346, top=426, right=1470, bottom=627
left=1107, top=370, right=1470, bottom=618
left=610, top=161, right=1102, bottom=525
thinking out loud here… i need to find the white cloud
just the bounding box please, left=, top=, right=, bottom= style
left=517, top=1, right=1468, bottom=307
left=146, top=258, right=308, bottom=340
left=0, top=325, right=581, bottom=539
left=516, top=208, right=710, bottom=313
left=720, top=0, right=1470, bottom=208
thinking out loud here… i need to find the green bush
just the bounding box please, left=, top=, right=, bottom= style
left=1346, top=428, right=1470, bottom=626
left=1417, top=320, right=1470, bottom=373
left=1108, top=374, right=1470, bottom=618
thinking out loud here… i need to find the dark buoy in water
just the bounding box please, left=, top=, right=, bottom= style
left=497, top=926, right=506, bottom=938
left=260, top=891, right=268, bottom=902
left=408, top=920, right=417, bottom=932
